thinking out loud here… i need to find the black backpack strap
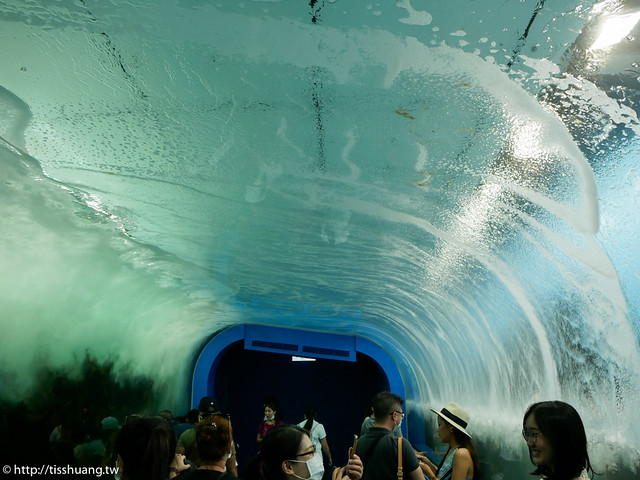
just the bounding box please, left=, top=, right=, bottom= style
left=360, top=434, right=386, bottom=473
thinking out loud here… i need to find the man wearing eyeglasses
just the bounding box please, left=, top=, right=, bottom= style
left=355, top=392, right=422, bottom=480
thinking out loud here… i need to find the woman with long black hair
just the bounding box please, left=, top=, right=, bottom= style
left=418, top=403, right=480, bottom=480
left=522, top=401, right=595, bottom=480
left=114, top=416, right=181, bottom=480
left=297, top=406, right=333, bottom=470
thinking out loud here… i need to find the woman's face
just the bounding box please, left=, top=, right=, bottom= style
left=286, top=435, right=315, bottom=479
left=436, top=417, right=452, bottom=443
left=524, top=413, right=553, bottom=468
left=265, top=407, right=275, bottom=420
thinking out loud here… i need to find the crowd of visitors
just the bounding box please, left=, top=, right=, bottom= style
left=43, top=391, right=595, bottom=480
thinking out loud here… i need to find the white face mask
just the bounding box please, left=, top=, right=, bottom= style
left=394, top=411, right=404, bottom=428
left=288, top=453, right=324, bottom=480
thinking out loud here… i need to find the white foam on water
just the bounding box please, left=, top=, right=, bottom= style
left=0, top=2, right=639, bottom=475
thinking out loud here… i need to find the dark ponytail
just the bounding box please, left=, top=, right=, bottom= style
left=303, top=405, right=316, bottom=432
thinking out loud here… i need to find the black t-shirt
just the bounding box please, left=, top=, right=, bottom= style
left=180, top=469, right=240, bottom=480
left=355, top=427, right=419, bottom=480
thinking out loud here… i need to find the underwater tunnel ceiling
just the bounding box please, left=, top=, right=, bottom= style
left=1, top=0, right=640, bottom=474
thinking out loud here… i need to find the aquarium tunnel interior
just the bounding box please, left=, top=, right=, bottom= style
left=1, top=0, right=640, bottom=477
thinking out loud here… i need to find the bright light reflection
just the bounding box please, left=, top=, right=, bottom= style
left=590, top=11, right=640, bottom=50
left=291, top=356, right=316, bottom=362
left=512, top=122, right=544, bottom=160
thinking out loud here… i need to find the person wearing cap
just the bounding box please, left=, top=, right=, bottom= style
left=355, top=392, right=423, bottom=480
left=177, top=396, right=238, bottom=476
left=418, top=403, right=480, bottom=480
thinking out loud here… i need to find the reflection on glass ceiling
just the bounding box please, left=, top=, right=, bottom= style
left=1, top=0, right=639, bottom=476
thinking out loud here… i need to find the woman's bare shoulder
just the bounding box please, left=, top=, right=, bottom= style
left=453, top=448, right=472, bottom=460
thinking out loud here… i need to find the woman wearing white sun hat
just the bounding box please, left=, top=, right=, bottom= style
left=417, top=403, right=480, bottom=480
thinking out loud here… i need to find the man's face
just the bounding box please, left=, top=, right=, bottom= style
left=391, top=406, right=404, bottom=427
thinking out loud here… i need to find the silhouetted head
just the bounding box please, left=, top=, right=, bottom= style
left=523, top=401, right=593, bottom=480
left=303, top=405, right=315, bottom=420
left=158, top=410, right=173, bottom=422
left=198, top=396, right=221, bottom=420
left=114, top=416, right=176, bottom=480
left=303, top=405, right=316, bottom=432
left=196, top=414, right=233, bottom=464
left=185, top=408, right=199, bottom=424
left=364, top=405, right=374, bottom=417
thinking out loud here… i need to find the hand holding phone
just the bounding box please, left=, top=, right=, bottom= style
left=350, top=434, right=358, bottom=458
left=345, top=436, right=363, bottom=480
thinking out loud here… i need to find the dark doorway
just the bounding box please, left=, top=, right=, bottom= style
left=213, top=342, right=389, bottom=476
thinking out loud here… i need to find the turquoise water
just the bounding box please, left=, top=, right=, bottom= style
left=1, top=1, right=639, bottom=477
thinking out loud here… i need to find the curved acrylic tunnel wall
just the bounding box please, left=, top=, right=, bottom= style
left=1, top=1, right=640, bottom=478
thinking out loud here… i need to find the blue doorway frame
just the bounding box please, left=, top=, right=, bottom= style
left=190, top=324, right=426, bottom=446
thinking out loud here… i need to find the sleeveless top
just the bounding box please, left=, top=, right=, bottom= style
left=436, top=448, right=471, bottom=480
left=436, top=447, right=457, bottom=480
